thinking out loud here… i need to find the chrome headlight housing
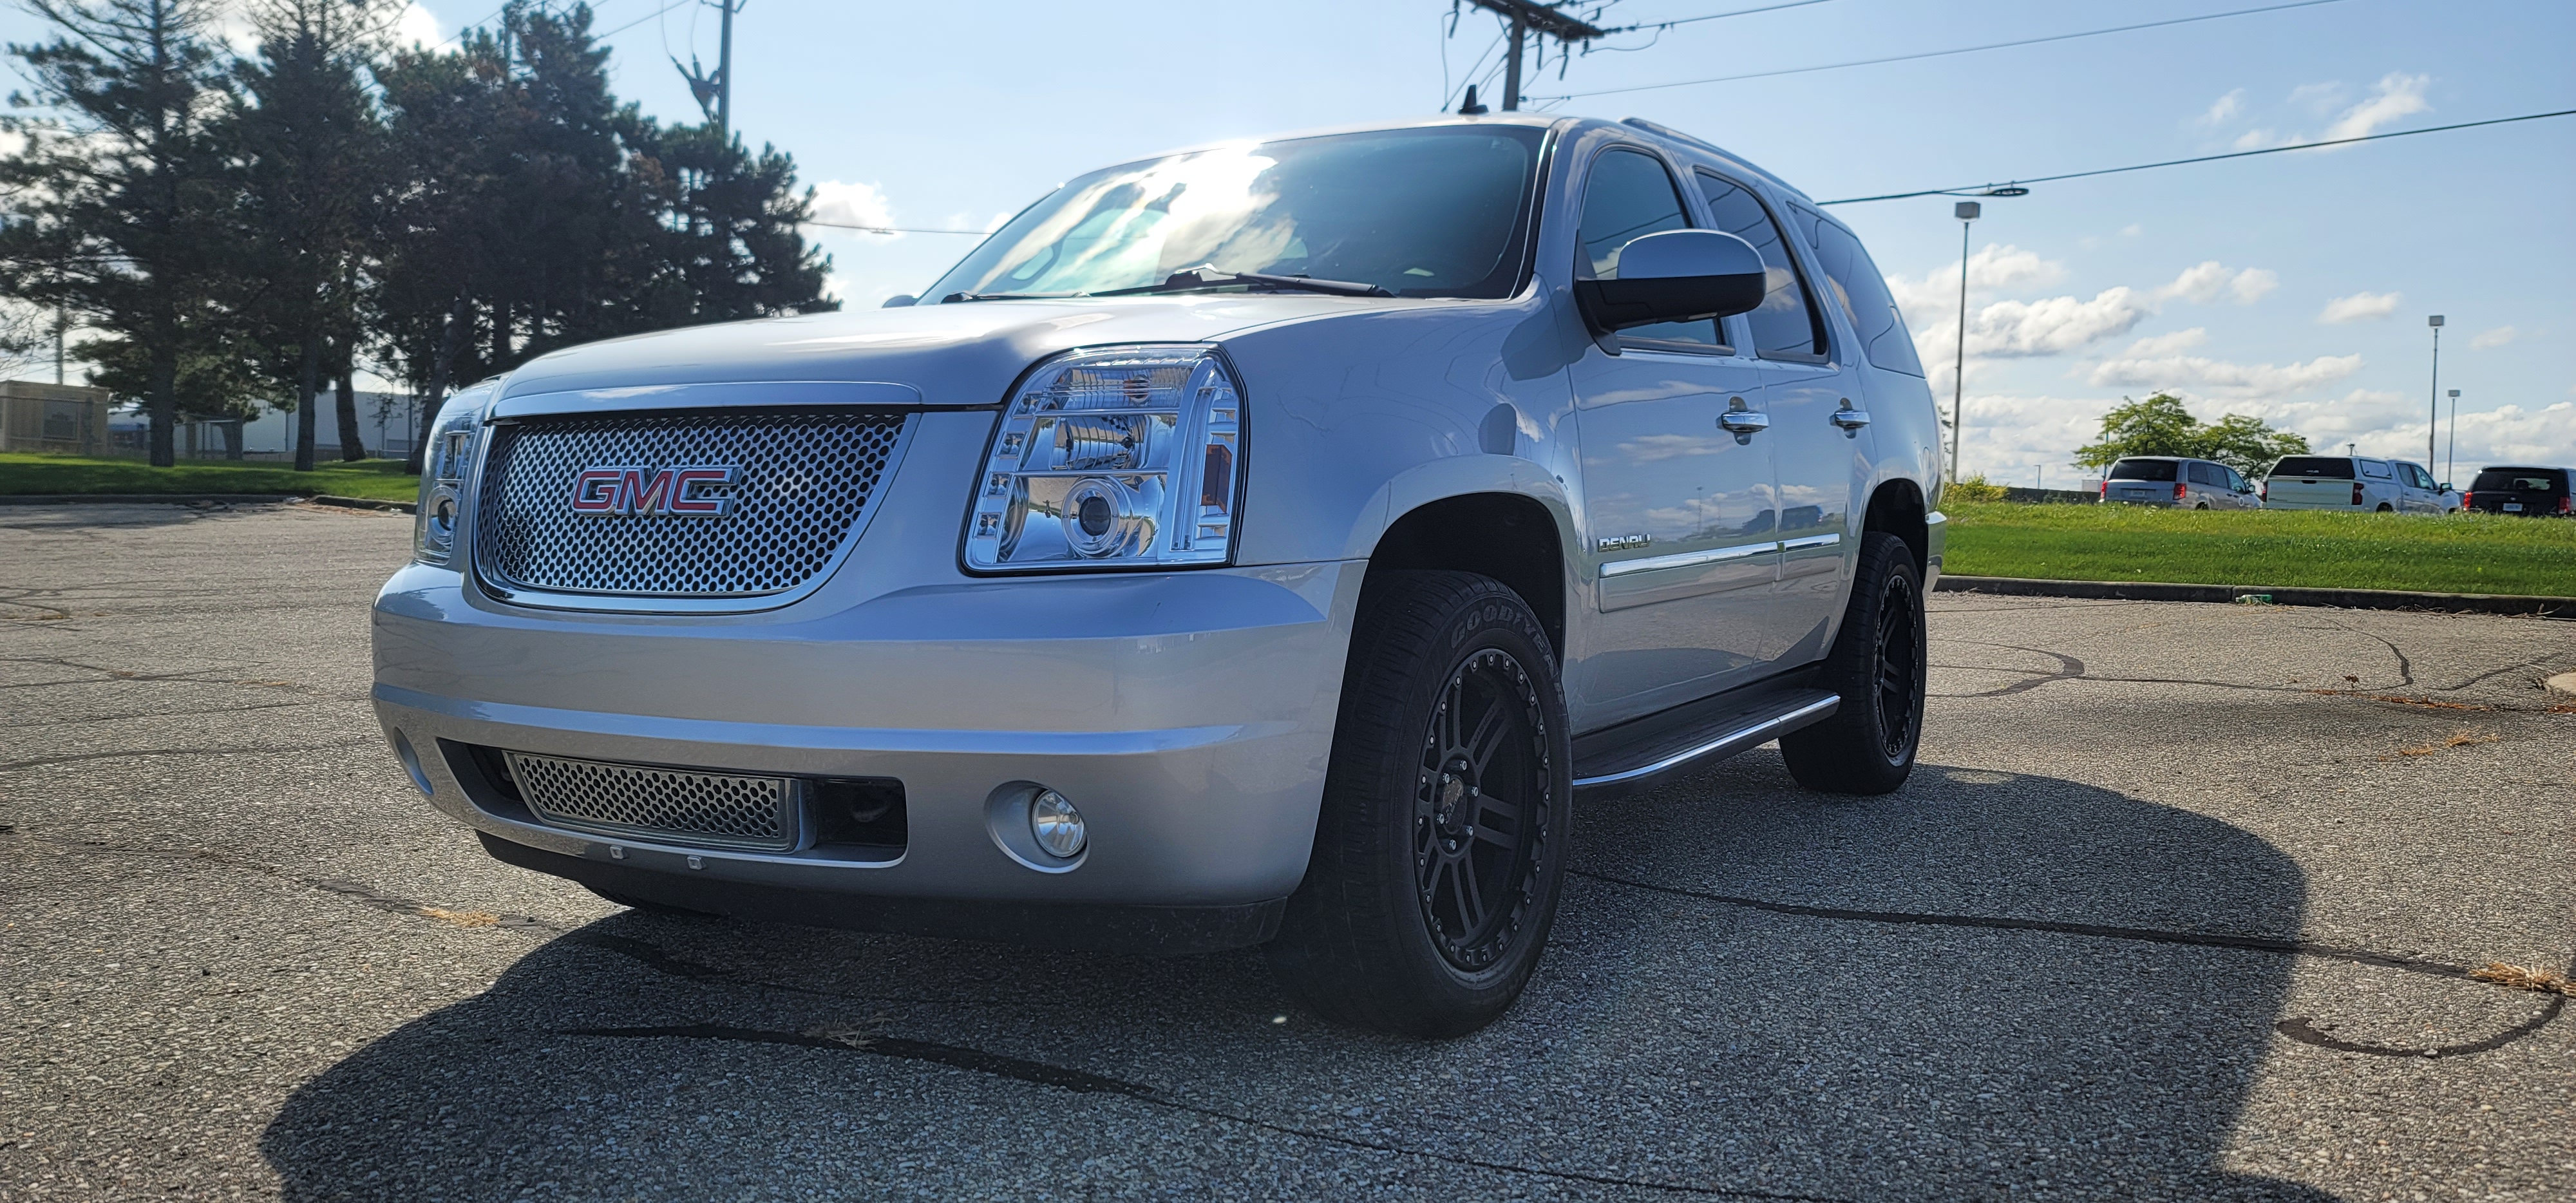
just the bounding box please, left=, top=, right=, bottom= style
left=412, top=384, right=495, bottom=566
left=965, top=345, right=1242, bottom=571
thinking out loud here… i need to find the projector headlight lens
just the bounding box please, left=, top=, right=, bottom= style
left=967, top=345, right=1240, bottom=571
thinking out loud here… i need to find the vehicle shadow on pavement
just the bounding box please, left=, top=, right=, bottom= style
left=261, top=757, right=2336, bottom=1200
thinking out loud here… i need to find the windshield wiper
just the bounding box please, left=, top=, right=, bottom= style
left=1095, top=268, right=1393, bottom=299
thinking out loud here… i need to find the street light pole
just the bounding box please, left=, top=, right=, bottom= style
left=2445, top=388, right=2459, bottom=486
left=2425, top=314, right=2443, bottom=469
left=1951, top=201, right=1979, bottom=485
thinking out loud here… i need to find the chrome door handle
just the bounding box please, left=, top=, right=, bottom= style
left=1716, top=410, right=1770, bottom=433
left=1830, top=401, right=1871, bottom=432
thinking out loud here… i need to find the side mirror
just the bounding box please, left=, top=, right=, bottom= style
left=882, top=294, right=918, bottom=308
left=1574, top=229, right=1767, bottom=334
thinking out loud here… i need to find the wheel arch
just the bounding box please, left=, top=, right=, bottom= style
left=1367, top=491, right=1569, bottom=661
left=1862, top=477, right=1929, bottom=573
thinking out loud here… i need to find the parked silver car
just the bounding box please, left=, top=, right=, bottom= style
left=375, top=115, right=1945, bottom=1035
left=2099, top=456, right=2262, bottom=508
left=2262, top=455, right=2458, bottom=513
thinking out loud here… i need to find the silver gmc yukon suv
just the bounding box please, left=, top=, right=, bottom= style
left=376, top=115, right=1944, bottom=1036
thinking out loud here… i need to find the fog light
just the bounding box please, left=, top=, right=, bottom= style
left=1030, top=790, right=1086, bottom=858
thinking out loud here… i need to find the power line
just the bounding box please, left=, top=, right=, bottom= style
left=1597, top=0, right=1831, bottom=35
left=600, top=0, right=693, bottom=41
left=1537, top=0, right=2347, bottom=100
left=1814, top=108, right=2576, bottom=205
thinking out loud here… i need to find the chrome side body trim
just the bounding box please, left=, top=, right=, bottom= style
left=1780, top=533, right=1842, bottom=552
left=1598, top=539, right=1776, bottom=578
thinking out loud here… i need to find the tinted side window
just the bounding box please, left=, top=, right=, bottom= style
left=2188, top=462, right=2222, bottom=486
left=1578, top=148, right=1716, bottom=348
left=2360, top=460, right=2393, bottom=479
left=1694, top=171, right=1823, bottom=359
left=1797, top=209, right=1926, bottom=376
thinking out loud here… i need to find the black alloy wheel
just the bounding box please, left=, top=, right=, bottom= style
left=1268, top=570, right=1573, bottom=1037
left=1413, top=648, right=1551, bottom=972
left=1868, top=565, right=1922, bottom=763
left=1779, top=531, right=1927, bottom=795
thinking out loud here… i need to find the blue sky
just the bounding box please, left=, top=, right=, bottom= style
left=14, top=0, right=2571, bottom=478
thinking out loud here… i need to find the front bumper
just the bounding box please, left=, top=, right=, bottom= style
left=372, top=559, right=1365, bottom=947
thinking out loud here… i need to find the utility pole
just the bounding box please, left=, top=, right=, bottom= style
left=2445, top=388, right=2459, bottom=487
left=676, top=1, right=744, bottom=140
left=1951, top=201, right=1978, bottom=484
left=2424, top=314, right=2443, bottom=470
left=1460, top=1, right=1605, bottom=111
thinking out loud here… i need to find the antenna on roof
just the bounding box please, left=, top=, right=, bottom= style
left=1458, top=84, right=1488, bottom=116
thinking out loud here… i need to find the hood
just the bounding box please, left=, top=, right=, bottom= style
left=494, top=294, right=1424, bottom=412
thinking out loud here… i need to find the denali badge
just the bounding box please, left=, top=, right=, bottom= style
left=569, top=465, right=741, bottom=516
left=1596, top=533, right=1651, bottom=552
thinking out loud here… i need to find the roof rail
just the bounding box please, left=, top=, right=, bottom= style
left=1620, top=117, right=1727, bottom=156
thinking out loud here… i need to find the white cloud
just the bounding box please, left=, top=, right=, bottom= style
left=393, top=3, right=441, bottom=46
left=2470, top=325, right=2519, bottom=350
left=2317, top=290, right=2401, bottom=324
left=2199, top=89, right=2245, bottom=126
left=2324, top=72, right=2432, bottom=141
left=2286, top=82, right=2345, bottom=114
left=2088, top=352, right=2363, bottom=396
left=1965, top=288, right=2152, bottom=357
left=2119, top=224, right=2143, bottom=238
left=2152, top=261, right=2276, bottom=306
left=2119, top=328, right=2210, bottom=357
left=2232, top=128, right=2281, bottom=151
left=1884, top=243, right=2065, bottom=321
left=810, top=180, right=900, bottom=237
left=2229, top=269, right=2279, bottom=303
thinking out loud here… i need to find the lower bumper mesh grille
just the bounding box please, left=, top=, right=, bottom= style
left=504, top=752, right=800, bottom=852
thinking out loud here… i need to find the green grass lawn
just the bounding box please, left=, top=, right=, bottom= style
left=0, top=452, right=420, bottom=502
left=1944, top=501, right=2576, bottom=596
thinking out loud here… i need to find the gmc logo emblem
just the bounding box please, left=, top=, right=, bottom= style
left=569, top=465, right=741, bottom=516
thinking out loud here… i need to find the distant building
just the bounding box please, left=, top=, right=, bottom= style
left=97, top=390, right=426, bottom=460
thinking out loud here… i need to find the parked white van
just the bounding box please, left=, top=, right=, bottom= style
left=2261, top=455, right=2456, bottom=513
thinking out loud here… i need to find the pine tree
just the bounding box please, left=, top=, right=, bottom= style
left=230, top=0, right=393, bottom=471
left=0, top=0, right=233, bottom=467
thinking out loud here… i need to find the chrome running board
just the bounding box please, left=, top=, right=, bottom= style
left=1571, top=683, right=1841, bottom=797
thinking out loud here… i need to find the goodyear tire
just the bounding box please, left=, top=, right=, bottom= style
left=1266, top=571, right=1573, bottom=1037
left=1779, top=531, right=1926, bottom=795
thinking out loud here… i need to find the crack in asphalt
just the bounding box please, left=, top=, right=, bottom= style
left=2321, top=618, right=2416, bottom=687
left=556, top=1022, right=1851, bottom=1201
left=1573, top=870, right=2570, bottom=1057
left=19, top=834, right=560, bottom=932
left=0, top=737, right=379, bottom=773
left=2275, top=998, right=2566, bottom=1059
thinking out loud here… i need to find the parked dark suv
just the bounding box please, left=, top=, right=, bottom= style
left=2463, top=466, right=2573, bottom=516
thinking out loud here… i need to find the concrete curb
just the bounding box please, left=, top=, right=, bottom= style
left=1936, top=574, right=2576, bottom=619
left=0, top=493, right=304, bottom=506
left=307, top=494, right=416, bottom=514
left=0, top=491, right=413, bottom=513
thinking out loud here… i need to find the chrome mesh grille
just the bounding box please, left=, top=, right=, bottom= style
left=505, top=752, right=800, bottom=851
left=475, top=410, right=907, bottom=600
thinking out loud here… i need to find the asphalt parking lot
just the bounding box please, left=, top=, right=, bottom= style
left=4, top=500, right=2571, bottom=1202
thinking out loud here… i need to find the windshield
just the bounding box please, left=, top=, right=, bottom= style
left=2269, top=457, right=2354, bottom=479
left=2107, top=459, right=2179, bottom=481
left=926, top=126, right=1548, bottom=302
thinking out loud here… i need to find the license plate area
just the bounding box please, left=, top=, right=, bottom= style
left=2504, top=502, right=2524, bottom=511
